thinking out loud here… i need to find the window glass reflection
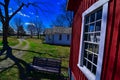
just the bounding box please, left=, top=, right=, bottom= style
left=90, top=13, right=95, bottom=22
left=96, top=9, right=102, bottom=20
left=89, top=24, right=94, bottom=32
left=95, top=21, right=101, bottom=31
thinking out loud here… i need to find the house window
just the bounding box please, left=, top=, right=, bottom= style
left=83, top=8, right=102, bottom=75
left=78, top=0, right=109, bottom=80
left=48, top=35, right=51, bottom=40
left=59, top=34, right=62, bottom=40
left=67, top=34, right=70, bottom=40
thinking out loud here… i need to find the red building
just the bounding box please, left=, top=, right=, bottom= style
left=67, top=0, right=120, bottom=80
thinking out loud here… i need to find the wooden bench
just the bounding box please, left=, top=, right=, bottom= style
left=30, top=57, right=61, bottom=78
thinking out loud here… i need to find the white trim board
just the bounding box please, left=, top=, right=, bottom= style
left=82, top=0, right=109, bottom=17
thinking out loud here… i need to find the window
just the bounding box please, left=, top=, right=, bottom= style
left=59, top=34, right=62, bottom=40
left=83, top=8, right=102, bottom=75
left=67, top=34, right=70, bottom=40
left=48, top=35, right=51, bottom=40
left=77, top=0, right=109, bottom=80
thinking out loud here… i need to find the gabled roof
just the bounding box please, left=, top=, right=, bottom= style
left=44, top=27, right=72, bottom=35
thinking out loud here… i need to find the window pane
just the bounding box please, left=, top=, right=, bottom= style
left=89, top=44, right=93, bottom=51
left=83, top=58, right=87, bottom=66
left=88, top=52, right=93, bottom=61
left=84, top=34, right=88, bottom=41
left=92, top=65, right=97, bottom=74
left=88, top=34, right=91, bottom=41
left=95, top=33, right=100, bottom=43
left=85, top=16, right=89, bottom=24
left=85, top=25, right=89, bottom=32
left=96, top=9, right=102, bottom=20
left=90, top=13, right=95, bottom=22
left=84, top=51, right=87, bottom=58
left=93, top=55, right=98, bottom=65
left=90, top=34, right=94, bottom=42
left=84, top=43, right=89, bottom=50
left=95, top=21, right=101, bottom=31
left=89, top=24, right=94, bottom=32
left=87, top=61, right=92, bottom=71
left=93, top=45, right=99, bottom=54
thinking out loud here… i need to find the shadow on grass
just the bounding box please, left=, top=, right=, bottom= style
left=42, top=42, right=70, bottom=47
left=27, top=72, right=68, bottom=80
left=0, top=46, right=68, bottom=80
left=12, top=48, right=68, bottom=59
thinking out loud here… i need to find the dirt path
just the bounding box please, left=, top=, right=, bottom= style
left=13, top=39, right=29, bottom=58
left=11, top=39, right=23, bottom=48
left=0, top=39, right=29, bottom=71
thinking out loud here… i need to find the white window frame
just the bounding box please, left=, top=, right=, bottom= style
left=77, top=0, right=109, bottom=80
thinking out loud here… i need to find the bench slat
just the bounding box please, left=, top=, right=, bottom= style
left=31, top=65, right=59, bottom=73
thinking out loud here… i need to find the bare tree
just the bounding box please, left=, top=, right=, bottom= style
left=0, top=1, right=37, bottom=79
left=53, top=14, right=67, bottom=27
left=0, top=0, right=58, bottom=79
left=18, top=25, right=26, bottom=38
left=0, top=0, right=35, bottom=47
left=52, top=12, right=73, bottom=27
left=35, top=21, right=43, bottom=39
left=33, top=14, right=43, bottom=39
left=27, top=23, right=36, bottom=38
left=60, top=1, right=74, bottom=27
left=53, top=1, right=73, bottom=27
left=8, top=26, right=15, bottom=36
left=13, top=17, right=23, bottom=38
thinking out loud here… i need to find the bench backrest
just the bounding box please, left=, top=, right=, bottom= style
left=32, top=57, right=61, bottom=68
left=33, top=57, right=46, bottom=67
left=46, top=58, right=61, bottom=68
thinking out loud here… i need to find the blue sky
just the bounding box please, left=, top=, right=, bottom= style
left=0, top=0, right=67, bottom=30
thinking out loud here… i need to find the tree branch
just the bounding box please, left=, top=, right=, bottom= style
left=9, top=2, right=34, bottom=20
left=9, top=3, right=24, bottom=20
left=0, top=9, right=5, bottom=23
left=0, top=2, right=5, bottom=6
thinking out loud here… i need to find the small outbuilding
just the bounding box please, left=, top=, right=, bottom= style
left=44, top=27, right=71, bottom=45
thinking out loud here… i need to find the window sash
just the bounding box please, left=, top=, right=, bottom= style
left=77, top=0, right=109, bottom=80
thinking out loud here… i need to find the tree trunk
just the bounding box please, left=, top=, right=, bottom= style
left=17, top=29, right=19, bottom=38
left=2, top=22, right=9, bottom=48
left=30, top=31, right=33, bottom=38
left=37, top=33, right=39, bottom=39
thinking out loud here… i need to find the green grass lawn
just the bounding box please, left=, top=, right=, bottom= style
left=0, top=36, right=19, bottom=46
left=0, top=38, right=70, bottom=80
left=23, top=38, right=70, bottom=77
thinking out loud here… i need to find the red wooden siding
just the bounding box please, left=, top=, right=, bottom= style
left=101, top=0, right=120, bottom=79
left=67, top=0, right=80, bottom=12
left=68, top=0, right=120, bottom=80
left=69, top=0, right=98, bottom=80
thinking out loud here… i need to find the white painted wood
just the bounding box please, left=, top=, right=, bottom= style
left=95, top=2, right=109, bottom=80
left=45, top=34, right=71, bottom=45
left=77, top=64, right=95, bottom=80
left=82, top=0, right=109, bottom=17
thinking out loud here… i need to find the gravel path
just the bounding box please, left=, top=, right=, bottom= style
left=0, top=39, right=29, bottom=72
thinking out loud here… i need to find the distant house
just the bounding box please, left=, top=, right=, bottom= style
left=44, top=27, right=72, bottom=45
